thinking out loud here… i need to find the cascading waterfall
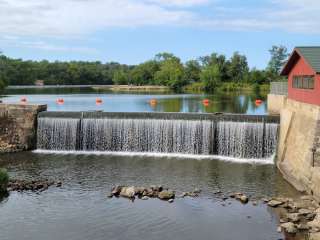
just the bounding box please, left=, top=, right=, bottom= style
left=37, top=118, right=80, bottom=151
left=36, top=115, right=279, bottom=159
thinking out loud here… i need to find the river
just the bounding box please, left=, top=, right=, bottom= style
left=0, top=89, right=305, bottom=240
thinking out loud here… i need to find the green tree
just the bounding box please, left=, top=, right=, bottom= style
left=200, top=64, right=221, bottom=92
left=131, top=60, right=159, bottom=85
left=248, top=68, right=267, bottom=84
left=184, top=60, right=201, bottom=83
left=228, top=52, right=249, bottom=83
left=113, top=69, right=129, bottom=85
left=199, top=53, right=229, bottom=81
left=267, top=45, right=289, bottom=74
left=154, top=53, right=185, bottom=91
left=0, top=52, right=8, bottom=91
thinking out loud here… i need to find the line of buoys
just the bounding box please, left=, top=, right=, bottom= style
left=96, top=98, right=103, bottom=105
left=56, top=98, right=64, bottom=105
left=20, top=97, right=27, bottom=103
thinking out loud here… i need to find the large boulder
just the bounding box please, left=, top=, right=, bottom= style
left=158, top=190, right=175, bottom=200
left=280, top=222, right=297, bottom=234
left=120, top=186, right=136, bottom=198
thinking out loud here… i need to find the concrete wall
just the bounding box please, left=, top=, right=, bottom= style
left=0, top=104, right=47, bottom=153
left=276, top=98, right=320, bottom=200
left=267, top=94, right=287, bottom=115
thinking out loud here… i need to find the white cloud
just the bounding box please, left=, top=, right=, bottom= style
left=0, top=0, right=194, bottom=37
left=146, top=0, right=210, bottom=7
left=0, top=0, right=320, bottom=53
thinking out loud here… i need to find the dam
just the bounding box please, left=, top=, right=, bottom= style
left=36, top=111, right=279, bottom=160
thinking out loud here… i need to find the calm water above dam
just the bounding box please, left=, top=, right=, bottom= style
left=0, top=89, right=267, bottom=114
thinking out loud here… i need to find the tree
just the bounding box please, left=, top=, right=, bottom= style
left=154, top=53, right=185, bottom=90
left=184, top=60, right=201, bottom=83
left=113, top=69, right=129, bottom=85
left=267, top=45, right=289, bottom=74
left=248, top=68, right=267, bottom=85
left=0, top=52, right=8, bottom=91
left=228, top=52, right=249, bottom=83
left=200, top=64, right=221, bottom=92
left=131, top=60, right=159, bottom=85
left=199, top=53, right=229, bottom=81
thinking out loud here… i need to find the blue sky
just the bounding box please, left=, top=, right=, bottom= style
left=0, top=0, right=320, bottom=69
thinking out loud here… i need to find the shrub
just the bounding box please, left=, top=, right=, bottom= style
left=0, top=168, right=9, bottom=193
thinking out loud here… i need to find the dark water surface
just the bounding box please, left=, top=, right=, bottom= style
left=1, top=88, right=267, bottom=114
left=0, top=152, right=301, bottom=240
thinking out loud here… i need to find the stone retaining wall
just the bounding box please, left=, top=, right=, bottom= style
left=267, top=94, right=287, bottom=115
left=0, top=104, right=47, bottom=153
left=276, top=98, right=320, bottom=200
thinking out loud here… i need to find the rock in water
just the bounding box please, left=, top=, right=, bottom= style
left=158, top=190, right=175, bottom=200
left=268, top=200, right=283, bottom=207
left=112, top=186, right=123, bottom=196
left=168, top=199, right=174, bottom=203
left=286, top=213, right=300, bottom=223
left=120, top=186, right=135, bottom=198
left=280, top=222, right=297, bottom=234
left=141, top=196, right=149, bottom=200
left=240, top=195, right=249, bottom=204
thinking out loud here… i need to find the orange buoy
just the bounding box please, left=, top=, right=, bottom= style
left=20, top=97, right=27, bottom=103
left=96, top=98, right=103, bottom=105
left=56, top=98, right=64, bottom=105
left=255, top=99, right=263, bottom=106
left=202, top=99, right=210, bottom=106
left=149, top=99, right=157, bottom=106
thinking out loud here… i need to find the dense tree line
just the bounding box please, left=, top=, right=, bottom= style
left=0, top=46, right=288, bottom=92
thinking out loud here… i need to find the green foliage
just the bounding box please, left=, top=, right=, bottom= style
left=130, top=60, right=159, bottom=85
left=267, top=45, right=289, bottom=75
left=0, top=46, right=286, bottom=93
left=154, top=55, right=186, bottom=91
left=0, top=168, right=9, bottom=193
left=113, top=70, right=129, bottom=85
left=0, top=52, right=8, bottom=92
left=228, top=52, right=249, bottom=83
left=200, top=64, right=221, bottom=92
left=184, top=60, right=201, bottom=83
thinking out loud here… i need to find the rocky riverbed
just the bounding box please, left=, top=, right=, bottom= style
left=7, top=179, right=62, bottom=192
left=108, top=185, right=320, bottom=239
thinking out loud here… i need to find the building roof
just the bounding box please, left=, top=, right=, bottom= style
left=281, top=47, right=320, bottom=75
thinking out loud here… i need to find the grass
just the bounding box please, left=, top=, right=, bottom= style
left=183, top=82, right=270, bottom=93
left=0, top=168, right=9, bottom=193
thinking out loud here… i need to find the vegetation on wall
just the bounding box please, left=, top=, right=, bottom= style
left=0, top=45, right=288, bottom=92
left=0, top=168, right=9, bottom=193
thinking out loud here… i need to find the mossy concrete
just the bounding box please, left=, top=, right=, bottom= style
left=0, top=104, right=47, bottom=153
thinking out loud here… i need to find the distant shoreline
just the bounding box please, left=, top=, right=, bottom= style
left=6, top=85, right=170, bottom=91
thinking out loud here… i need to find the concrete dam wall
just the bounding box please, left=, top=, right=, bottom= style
left=36, top=111, right=279, bottom=161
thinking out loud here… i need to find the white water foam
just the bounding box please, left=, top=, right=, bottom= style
left=33, top=149, right=275, bottom=165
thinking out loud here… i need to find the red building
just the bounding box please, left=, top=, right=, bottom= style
left=281, top=47, right=320, bottom=106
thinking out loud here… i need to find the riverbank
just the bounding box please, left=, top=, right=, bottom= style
left=183, top=82, right=270, bottom=93
left=5, top=85, right=171, bottom=92
left=5, top=83, right=269, bottom=94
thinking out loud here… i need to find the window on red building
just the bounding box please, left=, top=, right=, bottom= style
left=292, top=75, right=314, bottom=89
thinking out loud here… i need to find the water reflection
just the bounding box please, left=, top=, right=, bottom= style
left=1, top=89, right=268, bottom=114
